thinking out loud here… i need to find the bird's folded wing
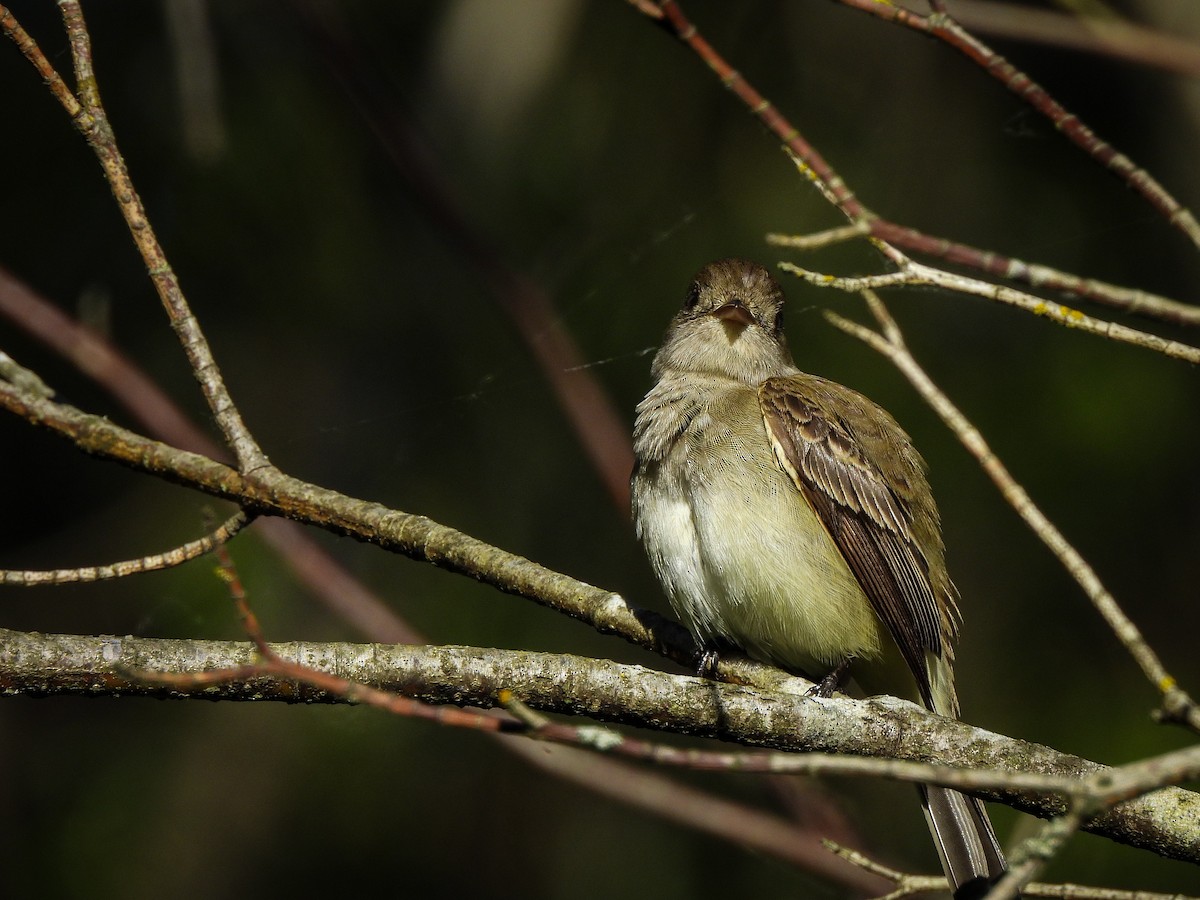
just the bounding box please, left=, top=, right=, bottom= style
left=758, top=375, right=949, bottom=704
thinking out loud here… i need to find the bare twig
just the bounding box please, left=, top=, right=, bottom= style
left=631, top=1, right=1200, bottom=328
left=830, top=0, right=1200, bottom=250
left=823, top=840, right=952, bottom=898
left=779, top=256, right=1200, bottom=365
left=824, top=838, right=1198, bottom=900
left=949, top=0, right=1200, bottom=79
left=768, top=224, right=1200, bottom=328
left=1, top=3, right=268, bottom=473
left=55, top=1, right=267, bottom=472
left=823, top=291, right=1200, bottom=733
left=0, top=510, right=251, bottom=586
left=992, top=809, right=1086, bottom=900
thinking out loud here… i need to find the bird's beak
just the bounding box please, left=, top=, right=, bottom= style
left=711, top=300, right=755, bottom=327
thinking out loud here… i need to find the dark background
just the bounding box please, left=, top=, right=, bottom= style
left=2, top=1, right=1199, bottom=896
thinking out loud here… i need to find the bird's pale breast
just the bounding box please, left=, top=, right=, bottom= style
left=633, top=377, right=884, bottom=675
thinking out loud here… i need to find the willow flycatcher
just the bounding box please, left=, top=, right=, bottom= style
left=631, top=258, right=1006, bottom=898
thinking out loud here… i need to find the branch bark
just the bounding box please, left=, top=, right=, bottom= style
left=2, top=627, right=1196, bottom=865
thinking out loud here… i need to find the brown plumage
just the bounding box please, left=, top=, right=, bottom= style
left=632, top=258, right=1006, bottom=898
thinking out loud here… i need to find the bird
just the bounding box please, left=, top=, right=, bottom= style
left=631, top=258, right=1006, bottom=898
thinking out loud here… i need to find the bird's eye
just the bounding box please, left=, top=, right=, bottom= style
left=683, top=282, right=701, bottom=310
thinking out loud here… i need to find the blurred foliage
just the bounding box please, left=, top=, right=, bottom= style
left=2, top=0, right=1199, bottom=897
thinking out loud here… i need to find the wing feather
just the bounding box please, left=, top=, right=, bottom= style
left=759, top=374, right=957, bottom=707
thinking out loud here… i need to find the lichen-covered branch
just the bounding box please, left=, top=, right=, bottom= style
left=1, top=627, right=1196, bottom=864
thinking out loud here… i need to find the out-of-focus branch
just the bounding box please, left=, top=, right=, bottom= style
left=0, top=263, right=419, bottom=643
left=296, top=3, right=634, bottom=513
left=163, top=0, right=227, bottom=162
left=947, top=0, right=1200, bottom=78
left=828, top=0, right=1200, bottom=251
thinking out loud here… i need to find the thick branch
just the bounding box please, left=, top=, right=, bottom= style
left=0, top=379, right=693, bottom=667
left=2, top=628, right=1197, bottom=865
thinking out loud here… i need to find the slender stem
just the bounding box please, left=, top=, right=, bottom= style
left=50, top=1, right=269, bottom=474
left=1, top=511, right=251, bottom=586
left=780, top=259, right=1200, bottom=365
left=831, top=0, right=1200, bottom=250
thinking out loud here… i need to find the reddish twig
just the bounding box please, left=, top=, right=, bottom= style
left=633, top=1, right=1200, bottom=328
left=769, top=222, right=1200, bottom=327
left=949, top=0, right=1200, bottom=78
left=651, top=0, right=868, bottom=223
left=832, top=0, right=1200, bottom=250
left=297, top=4, right=635, bottom=512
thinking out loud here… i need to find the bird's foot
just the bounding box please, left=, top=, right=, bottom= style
left=695, top=648, right=721, bottom=680
left=806, top=658, right=852, bottom=698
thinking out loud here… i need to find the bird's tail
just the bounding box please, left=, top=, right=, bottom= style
left=921, top=783, right=1007, bottom=899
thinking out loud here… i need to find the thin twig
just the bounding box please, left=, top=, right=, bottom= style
left=992, top=809, right=1087, bottom=900
left=629, top=1, right=1200, bottom=328
left=0, top=5, right=82, bottom=116
left=779, top=257, right=1200, bottom=364
left=829, top=0, right=1200, bottom=250
left=7, top=2, right=270, bottom=474
left=823, top=291, right=1199, bottom=733
left=1, top=510, right=251, bottom=586
left=824, top=838, right=1197, bottom=900
left=768, top=223, right=1200, bottom=328
left=823, top=840, right=948, bottom=899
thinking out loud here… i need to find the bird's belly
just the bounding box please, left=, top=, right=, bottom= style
left=636, top=461, right=884, bottom=676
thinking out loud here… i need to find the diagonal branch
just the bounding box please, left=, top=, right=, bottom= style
left=630, top=0, right=1200, bottom=330
left=822, top=291, right=1199, bottom=734
left=1, top=2, right=268, bottom=473
left=0, top=375, right=695, bottom=670
left=830, top=0, right=1200, bottom=250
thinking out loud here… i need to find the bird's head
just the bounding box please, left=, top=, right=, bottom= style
left=653, top=258, right=796, bottom=384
